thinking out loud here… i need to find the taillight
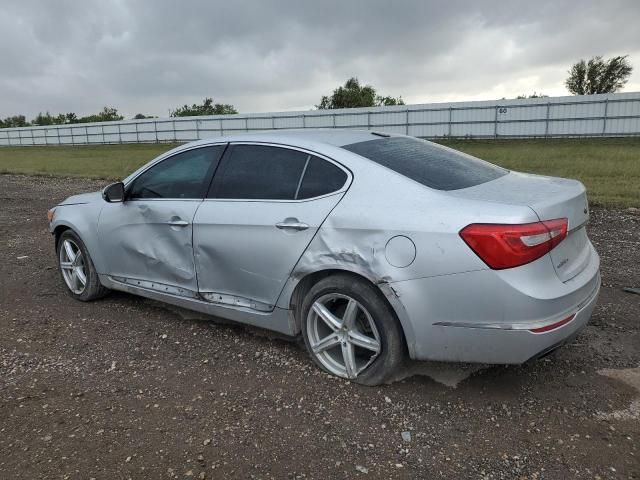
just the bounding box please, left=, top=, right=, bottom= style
left=459, top=218, right=568, bottom=269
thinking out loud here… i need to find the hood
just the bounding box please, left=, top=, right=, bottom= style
left=58, top=191, right=102, bottom=206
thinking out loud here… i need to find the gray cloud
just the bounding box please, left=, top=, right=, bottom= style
left=1, top=0, right=639, bottom=119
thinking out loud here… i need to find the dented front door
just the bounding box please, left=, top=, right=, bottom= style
left=97, top=200, right=201, bottom=294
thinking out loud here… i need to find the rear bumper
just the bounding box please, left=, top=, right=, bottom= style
left=390, top=244, right=600, bottom=364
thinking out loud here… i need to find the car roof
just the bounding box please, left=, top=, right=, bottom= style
left=123, top=129, right=400, bottom=184
left=188, top=129, right=398, bottom=148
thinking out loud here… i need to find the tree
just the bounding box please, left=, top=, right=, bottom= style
left=316, top=77, right=404, bottom=109
left=170, top=97, right=238, bottom=117
left=32, top=112, right=56, bottom=126
left=0, top=115, right=29, bottom=128
left=31, top=111, right=80, bottom=126
left=63, top=113, right=77, bottom=124
left=133, top=113, right=156, bottom=119
left=565, top=55, right=632, bottom=95
left=77, top=106, right=124, bottom=123
left=516, top=92, right=548, bottom=99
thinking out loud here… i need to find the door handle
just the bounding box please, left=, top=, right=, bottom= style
left=167, top=219, right=189, bottom=227
left=276, top=220, right=309, bottom=231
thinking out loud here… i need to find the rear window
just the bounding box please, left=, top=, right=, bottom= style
left=342, top=136, right=507, bottom=190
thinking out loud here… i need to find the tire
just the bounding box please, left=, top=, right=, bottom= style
left=300, top=273, right=405, bottom=386
left=56, top=229, right=109, bottom=301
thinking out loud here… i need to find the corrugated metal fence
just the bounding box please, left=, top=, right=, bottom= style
left=2, top=92, right=639, bottom=146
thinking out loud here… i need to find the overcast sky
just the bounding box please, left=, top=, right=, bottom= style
left=2, top=0, right=640, bottom=119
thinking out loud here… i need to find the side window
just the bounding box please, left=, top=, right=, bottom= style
left=212, top=145, right=308, bottom=200
left=128, top=146, right=224, bottom=199
left=297, top=156, right=348, bottom=199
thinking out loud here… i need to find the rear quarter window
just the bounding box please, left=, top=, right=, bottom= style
left=297, top=156, right=347, bottom=199
left=342, top=136, right=507, bottom=190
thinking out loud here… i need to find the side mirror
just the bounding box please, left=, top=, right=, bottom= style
left=102, top=182, right=125, bottom=203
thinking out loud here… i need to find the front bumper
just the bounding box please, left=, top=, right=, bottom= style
left=389, top=247, right=601, bottom=364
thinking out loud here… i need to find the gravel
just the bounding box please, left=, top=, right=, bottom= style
left=0, top=174, right=638, bottom=479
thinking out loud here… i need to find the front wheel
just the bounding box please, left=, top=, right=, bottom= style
left=300, top=274, right=405, bottom=386
left=57, top=230, right=109, bottom=301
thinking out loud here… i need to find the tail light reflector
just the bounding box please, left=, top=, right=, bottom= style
left=529, top=313, right=576, bottom=333
left=459, top=218, right=568, bottom=269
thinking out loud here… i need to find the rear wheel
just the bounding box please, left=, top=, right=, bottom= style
left=300, top=274, right=405, bottom=385
left=57, top=230, right=109, bottom=301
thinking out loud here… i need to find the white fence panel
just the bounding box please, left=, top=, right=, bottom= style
left=408, top=123, right=449, bottom=137
left=606, top=116, right=640, bottom=134
left=304, top=114, right=334, bottom=128
left=335, top=113, right=365, bottom=127
left=1, top=92, right=639, bottom=146
left=507, top=120, right=547, bottom=137
left=548, top=119, right=603, bottom=136
left=247, top=117, right=272, bottom=130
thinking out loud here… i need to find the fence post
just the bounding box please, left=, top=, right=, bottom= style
left=245, top=116, right=249, bottom=133
left=271, top=115, right=275, bottom=130
left=117, top=124, right=122, bottom=144
left=602, top=98, right=609, bottom=136
left=101, top=124, right=105, bottom=144
left=135, top=122, right=139, bottom=143
left=18, top=129, right=22, bottom=146
left=405, top=108, right=410, bottom=135
left=494, top=106, right=499, bottom=138
left=302, top=113, right=306, bottom=129
left=71, top=127, right=75, bottom=145
left=85, top=125, right=89, bottom=145
left=30, top=127, right=35, bottom=146
left=154, top=120, right=158, bottom=143
left=332, top=113, right=336, bottom=128
left=195, top=119, right=200, bottom=140
left=545, top=102, right=551, bottom=138
left=367, top=111, right=371, bottom=130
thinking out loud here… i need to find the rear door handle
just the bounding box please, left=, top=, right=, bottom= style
left=167, top=219, right=189, bottom=227
left=276, top=220, right=309, bottom=231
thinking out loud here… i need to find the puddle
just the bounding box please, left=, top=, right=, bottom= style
left=391, top=361, right=491, bottom=387
left=596, top=367, right=640, bottom=421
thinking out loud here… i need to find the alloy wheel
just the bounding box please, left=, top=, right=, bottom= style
left=59, top=239, right=87, bottom=294
left=307, top=293, right=381, bottom=379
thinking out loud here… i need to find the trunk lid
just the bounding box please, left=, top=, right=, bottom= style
left=448, top=171, right=592, bottom=282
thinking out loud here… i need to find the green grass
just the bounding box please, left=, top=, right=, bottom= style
left=0, top=143, right=181, bottom=180
left=436, top=138, right=640, bottom=208
left=0, top=138, right=638, bottom=207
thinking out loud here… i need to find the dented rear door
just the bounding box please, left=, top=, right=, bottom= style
left=193, top=144, right=350, bottom=310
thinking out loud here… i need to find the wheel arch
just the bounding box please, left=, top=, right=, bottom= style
left=51, top=213, right=106, bottom=274
left=285, top=267, right=417, bottom=358
left=53, top=224, right=72, bottom=249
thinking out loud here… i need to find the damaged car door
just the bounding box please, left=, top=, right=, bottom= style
left=97, top=145, right=225, bottom=296
left=193, top=143, right=350, bottom=311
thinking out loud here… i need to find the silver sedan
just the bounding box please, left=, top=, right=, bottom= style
left=48, top=130, right=600, bottom=385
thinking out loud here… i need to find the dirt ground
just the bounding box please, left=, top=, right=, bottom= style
left=0, top=174, right=638, bottom=479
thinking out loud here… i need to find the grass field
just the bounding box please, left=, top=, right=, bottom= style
left=0, top=137, right=638, bottom=207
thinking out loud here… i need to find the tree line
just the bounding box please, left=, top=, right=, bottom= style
left=0, top=55, right=632, bottom=129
